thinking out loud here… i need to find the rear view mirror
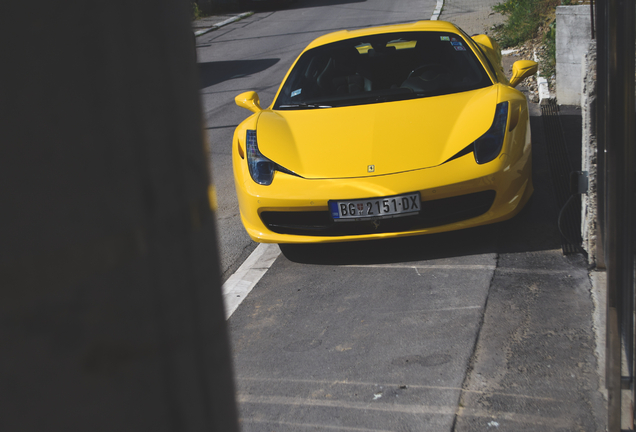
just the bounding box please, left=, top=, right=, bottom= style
left=509, top=60, right=538, bottom=88
left=235, top=91, right=262, bottom=113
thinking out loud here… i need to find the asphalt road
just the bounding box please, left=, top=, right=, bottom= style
left=197, top=1, right=606, bottom=430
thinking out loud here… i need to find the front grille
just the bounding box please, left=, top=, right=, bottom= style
left=260, top=190, right=496, bottom=237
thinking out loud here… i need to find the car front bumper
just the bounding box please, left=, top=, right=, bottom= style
left=233, top=144, right=533, bottom=244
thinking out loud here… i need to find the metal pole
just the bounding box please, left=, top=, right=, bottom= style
left=595, top=0, right=607, bottom=271
left=602, top=0, right=636, bottom=428
left=598, top=0, right=620, bottom=427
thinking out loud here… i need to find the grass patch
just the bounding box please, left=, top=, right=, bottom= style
left=492, top=0, right=580, bottom=81
left=191, top=2, right=208, bottom=20
left=492, top=0, right=561, bottom=48
left=539, top=20, right=556, bottom=78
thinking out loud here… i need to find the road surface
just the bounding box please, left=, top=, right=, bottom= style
left=196, top=1, right=606, bottom=429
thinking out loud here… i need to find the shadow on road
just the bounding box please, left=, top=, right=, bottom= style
left=237, top=0, right=366, bottom=12
left=280, top=112, right=566, bottom=265
left=290, top=0, right=367, bottom=8
left=198, top=59, right=280, bottom=88
left=248, top=0, right=367, bottom=11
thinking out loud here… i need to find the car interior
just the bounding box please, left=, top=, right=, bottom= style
left=274, top=31, right=492, bottom=109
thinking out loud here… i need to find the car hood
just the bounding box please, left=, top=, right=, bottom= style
left=256, top=86, right=498, bottom=179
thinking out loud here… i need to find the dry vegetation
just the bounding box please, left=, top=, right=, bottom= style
left=492, top=0, right=592, bottom=94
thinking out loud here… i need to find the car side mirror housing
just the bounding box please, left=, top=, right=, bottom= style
left=235, top=91, right=262, bottom=113
left=509, top=60, right=538, bottom=88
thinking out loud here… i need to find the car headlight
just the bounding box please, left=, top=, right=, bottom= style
left=473, top=102, right=509, bottom=164
left=246, top=130, right=296, bottom=185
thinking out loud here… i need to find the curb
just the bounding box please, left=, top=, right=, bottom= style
left=222, top=243, right=280, bottom=319
left=533, top=50, right=551, bottom=103
left=430, top=0, right=444, bottom=20
left=194, top=11, right=254, bottom=37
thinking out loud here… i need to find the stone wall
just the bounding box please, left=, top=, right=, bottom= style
left=581, top=41, right=598, bottom=265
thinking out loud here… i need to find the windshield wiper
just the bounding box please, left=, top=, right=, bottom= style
left=278, top=103, right=332, bottom=109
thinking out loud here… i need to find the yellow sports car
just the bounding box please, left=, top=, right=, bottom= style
left=232, top=20, right=537, bottom=244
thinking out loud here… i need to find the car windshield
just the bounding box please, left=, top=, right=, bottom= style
left=274, top=31, right=493, bottom=110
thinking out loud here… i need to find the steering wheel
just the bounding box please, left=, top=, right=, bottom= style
left=407, top=64, right=450, bottom=80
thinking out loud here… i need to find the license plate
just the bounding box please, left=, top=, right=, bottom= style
left=329, top=192, right=421, bottom=221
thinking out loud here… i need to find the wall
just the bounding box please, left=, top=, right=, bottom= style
left=556, top=5, right=593, bottom=105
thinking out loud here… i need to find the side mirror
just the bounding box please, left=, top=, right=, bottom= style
left=509, top=60, right=538, bottom=88
left=235, top=91, right=262, bottom=113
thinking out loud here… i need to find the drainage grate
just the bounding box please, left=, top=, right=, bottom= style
left=541, top=99, right=583, bottom=255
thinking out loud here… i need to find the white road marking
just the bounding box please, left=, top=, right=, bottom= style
left=242, top=418, right=395, bottom=432
left=237, top=376, right=560, bottom=401
left=384, top=305, right=483, bottom=313
left=343, top=264, right=497, bottom=270
left=345, top=264, right=575, bottom=275
left=431, top=0, right=444, bottom=20
left=497, top=267, right=575, bottom=274
left=238, top=394, right=456, bottom=415
left=222, top=243, right=280, bottom=319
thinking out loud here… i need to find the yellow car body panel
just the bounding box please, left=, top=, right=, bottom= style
left=232, top=20, right=534, bottom=243
left=256, top=87, right=497, bottom=179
